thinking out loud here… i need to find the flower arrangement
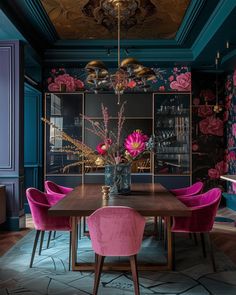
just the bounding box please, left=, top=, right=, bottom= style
left=42, top=102, right=153, bottom=173
left=83, top=102, right=153, bottom=166
left=47, top=68, right=84, bottom=92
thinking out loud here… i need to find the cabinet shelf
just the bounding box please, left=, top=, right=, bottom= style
left=154, top=93, right=191, bottom=176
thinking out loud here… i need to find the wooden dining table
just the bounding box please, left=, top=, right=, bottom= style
left=49, top=183, right=191, bottom=271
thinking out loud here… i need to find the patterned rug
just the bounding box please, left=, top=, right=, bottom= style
left=0, top=229, right=236, bottom=295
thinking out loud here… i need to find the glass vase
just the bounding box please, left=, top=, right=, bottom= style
left=104, top=163, right=131, bottom=196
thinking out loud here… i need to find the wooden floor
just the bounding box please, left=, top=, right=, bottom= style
left=0, top=210, right=236, bottom=264
left=0, top=215, right=33, bottom=256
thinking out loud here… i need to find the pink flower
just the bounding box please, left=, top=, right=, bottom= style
left=232, top=123, right=236, bottom=137
left=228, top=151, right=236, bottom=160
left=96, top=143, right=108, bottom=155
left=215, top=161, right=228, bottom=174
left=168, top=75, right=174, bottom=82
left=159, top=86, right=165, bottom=91
left=193, top=98, right=200, bottom=106
left=199, top=116, right=223, bottom=136
left=208, top=168, right=220, bottom=179
left=74, top=79, right=84, bottom=90
left=170, top=72, right=191, bottom=91
left=200, top=89, right=215, bottom=101
left=225, top=79, right=231, bottom=91
left=233, top=70, right=236, bottom=86
left=55, top=74, right=76, bottom=92
left=47, top=77, right=52, bottom=83
left=223, top=111, right=229, bottom=122
left=228, top=137, right=234, bottom=148
left=192, top=143, right=199, bottom=151
left=124, top=130, right=148, bottom=157
left=198, top=105, right=213, bottom=117
left=51, top=68, right=56, bottom=74
left=48, top=82, right=60, bottom=92
left=127, top=80, right=136, bottom=88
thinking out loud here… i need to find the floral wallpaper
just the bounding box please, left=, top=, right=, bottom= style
left=225, top=70, right=236, bottom=193
left=44, top=66, right=191, bottom=93
left=192, top=72, right=227, bottom=191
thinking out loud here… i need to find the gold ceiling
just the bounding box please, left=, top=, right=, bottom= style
left=41, top=0, right=190, bottom=39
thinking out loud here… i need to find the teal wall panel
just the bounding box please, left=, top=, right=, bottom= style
left=24, top=83, right=43, bottom=213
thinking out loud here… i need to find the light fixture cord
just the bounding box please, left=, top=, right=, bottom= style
left=118, top=2, right=120, bottom=68
left=215, top=63, right=218, bottom=105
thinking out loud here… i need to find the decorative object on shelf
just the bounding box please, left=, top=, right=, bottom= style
left=84, top=0, right=160, bottom=104
left=105, top=163, right=131, bottom=195
left=101, top=185, right=111, bottom=200
left=43, top=102, right=153, bottom=186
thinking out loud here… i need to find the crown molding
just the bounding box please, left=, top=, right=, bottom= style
left=191, top=0, right=236, bottom=59
left=44, top=48, right=193, bottom=64
left=175, top=0, right=206, bottom=45
left=24, top=0, right=58, bottom=43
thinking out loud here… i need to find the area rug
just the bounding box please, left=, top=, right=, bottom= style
left=0, top=229, right=236, bottom=295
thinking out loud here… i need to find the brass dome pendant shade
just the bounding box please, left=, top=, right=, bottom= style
left=85, top=0, right=157, bottom=104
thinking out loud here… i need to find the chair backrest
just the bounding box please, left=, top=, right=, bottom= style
left=26, top=188, right=71, bottom=231
left=44, top=181, right=72, bottom=195
left=172, top=188, right=221, bottom=233
left=171, top=181, right=203, bottom=197
left=87, top=206, right=145, bottom=257
left=26, top=188, right=50, bottom=230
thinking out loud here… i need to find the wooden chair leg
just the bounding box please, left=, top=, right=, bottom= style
left=93, top=254, right=105, bottom=295
left=78, top=218, right=82, bottom=240
left=158, top=216, right=163, bottom=240
left=154, top=216, right=158, bottom=235
left=47, top=231, right=52, bottom=249
left=163, top=219, right=167, bottom=249
left=30, top=230, right=40, bottom=268
left=200, top=233, right=207, bottom=258
left=39, top=231, right=45, bottom=255
left=130, top=255, right=140, bottom=295
left=53, top=231, right=56, bottom=239
left=172, top=232, right=176, bottom=271
left=69, top=231, right=72, bottom=271
left=206, top=233, right=216, bottom=272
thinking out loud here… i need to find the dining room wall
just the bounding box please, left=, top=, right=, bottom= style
left=191, top=71, right=227, bottom=192
left=225, top=70, right=236, bottom=194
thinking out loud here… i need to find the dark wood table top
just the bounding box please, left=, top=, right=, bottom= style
left=49, top=183, right=191, bottom=217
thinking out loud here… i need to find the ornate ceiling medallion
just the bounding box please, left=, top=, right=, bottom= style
left=82, top=0, right=156, bottom=31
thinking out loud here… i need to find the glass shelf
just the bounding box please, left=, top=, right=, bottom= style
left=154, top=93, right=190, bottom=175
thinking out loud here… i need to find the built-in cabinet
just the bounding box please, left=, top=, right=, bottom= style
left=44, top=92, right=191, bottom=188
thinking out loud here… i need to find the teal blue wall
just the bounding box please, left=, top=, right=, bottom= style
left=24, top=83, right=43, bottom=213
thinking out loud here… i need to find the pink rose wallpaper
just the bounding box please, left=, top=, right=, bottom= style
left=45, top=66, right=191, bottom=93
left=199, top=116, right=224, bottom=137
left=170, top=72, right=191, bottom=91
left=225, top=70, right=236, bottom=193
left=197, top=105, right=213, bottom=117
left=192, top=72, right=226, bottom=191
left=46, top=68, right=84, bottom=92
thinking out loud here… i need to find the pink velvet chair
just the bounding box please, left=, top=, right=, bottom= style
left=172, top=188, right=221, bottom=271
left=44, top=181, right=76, bottom=246
left=44, top=180, right=73, bottom=196
left=170, top=181, right=203, bottom=198
left=87, top=206, right=145, bottom=295
left=26, top=188, right=72, bottom=269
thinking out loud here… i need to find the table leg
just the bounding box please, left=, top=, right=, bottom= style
left=166, top=216, right=173, bottom=270
left=71, top=216, right=79, bottom=271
